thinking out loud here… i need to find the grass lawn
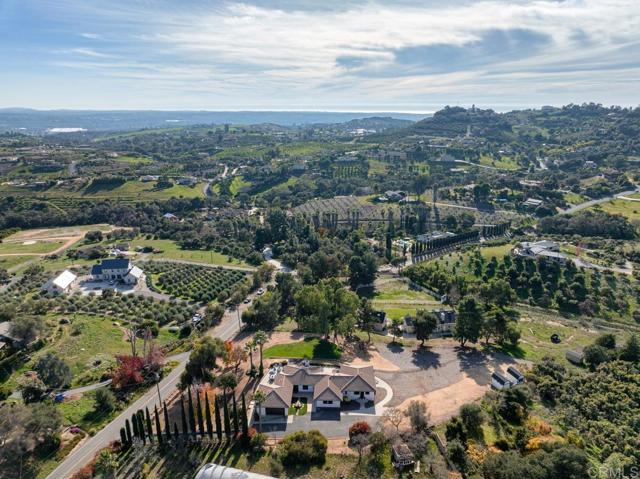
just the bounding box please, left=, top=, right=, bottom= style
left=288, top=403, right=308, bottom=416
left=263, top=337, right=342, bottom=360
left=129, top=238, right=252, bottom=268
left=0, top=239, right=72, bottom=255
left=592, top=200, right=640, bottom=221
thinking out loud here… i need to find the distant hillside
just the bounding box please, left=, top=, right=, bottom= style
left=411, top=106, right=512, bottom=140
left=0, top=109, right=425, bottom=133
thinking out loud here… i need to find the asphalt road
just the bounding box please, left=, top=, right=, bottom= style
left=47, top=306, right=246, bottom=479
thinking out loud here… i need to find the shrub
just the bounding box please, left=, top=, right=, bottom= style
left=250, top=432, right=268, bottom=452
left=348, top=421, right=371, bottom=440
left=94, top=388, right=116, bottom=412
left=277, top=430, right=327, bottom=467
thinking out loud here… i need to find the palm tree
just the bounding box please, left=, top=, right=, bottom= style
left=254, top=330, right=268, bottom=375
left=244, top=340, right=256, bottom=375
left=252, top=390, right=267, bottom=433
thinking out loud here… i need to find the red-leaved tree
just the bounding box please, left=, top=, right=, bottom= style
left=112, top=355, right=144, bottom=388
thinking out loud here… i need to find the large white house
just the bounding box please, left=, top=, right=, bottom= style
left=255, top=363, right=376, bottom=417
left=42, top=270, right=77, bottom=294
left=91, top=259, right=145, bottom=285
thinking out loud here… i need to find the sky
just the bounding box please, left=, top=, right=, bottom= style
left=1, top=0, right=639, bottom=111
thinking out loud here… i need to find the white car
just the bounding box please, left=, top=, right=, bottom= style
left=256, top=288, right=265, bottom=295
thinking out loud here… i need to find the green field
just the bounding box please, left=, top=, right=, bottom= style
left=361, top=277, right=440, bottom=319
left=0, top=180, right=206, bottom=201
left=479, top=154, right=520, bottom=170
left=113, top=155, right=153, bottom=165
left=563, top=191, right=587, bottom=205
left=0, top=255, right=33, bottom=271
left=592, top=200, right=640, bottom=221
left=229, top=176, right=252, bottom=196
left=129, top=238, right=252, bottom=268
left=0, top=239, right=71, bottom=255
left=263, top=337, right=342, bottom=360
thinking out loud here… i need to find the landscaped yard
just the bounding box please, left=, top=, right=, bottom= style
left=361, top=276, right=441, bottom=319
left=263, top=337, right=342, bottom=360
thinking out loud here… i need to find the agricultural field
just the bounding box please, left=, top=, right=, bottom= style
left=293, top=195, right=385, bottom=221
left=145, top=261, right=248, bottom=303
left=333, top=162, right=368, bottom=178
left=367, top=159, right=388, bottom=176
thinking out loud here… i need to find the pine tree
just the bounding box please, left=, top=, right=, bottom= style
left=145, top=407, right=154, bottom=443
left=180, top=394, right=188, bottom=436
left=187, top=387, right=197, bottom=438
left=196, top=390, right=205, bottom=437
left=214, top=395, right=223, bottom=441
left=154, top=406, right=163, bottom=448
left=232, top=394, right=239, bottom=436
left=241, top=393, right=249, bottom=448
left=204, top=391, right=214, bottom=439
left=222, top=393, right=231, bottom=438
left=163, top=401, right=171, bottom=442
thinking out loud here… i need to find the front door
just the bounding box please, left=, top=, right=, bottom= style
left=360, top=392, right=364, bottom=399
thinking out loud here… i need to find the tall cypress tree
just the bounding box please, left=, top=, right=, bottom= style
left=240, top=393, right=249, bottom=448
left=154, top=406, right=163, bottom=448
left=173, top=422, right=180, bottom=443
left=132, top=413, right=139, bottom=439
left=180, top=394, right=188, bottom=437
left=204, top=391, right=213, bottom=439
left=222, top=393, right=231, bottom=438
left=125, top=419, right=133, bottom=444
left=232, top=394, right=239, bottom=436
left=163, top=401, right=171, bottom=442
left=196, top=390, right=205, bottom=437
left=145, top=407, right=154, bottom=443
left=138, top=411, right=146, bottom=445
left=214, top=395, right=223, bottom=441
left=187, top=387, right=197, bottom=438
left=120, top=427, right=129, bottom=449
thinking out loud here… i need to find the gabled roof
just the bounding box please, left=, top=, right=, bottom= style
left=313, top=376, right=343, bottom=401
left=127, top=266, right=144, bottom=279
left=51, top=270, right=77, bottom=289
left=506, top=366, right=524, bottom=381
left=492, top=371, right=511, bottom=385
left=257, top=374, right=292, bottom=409
left=99, top=258, right=131, bottom=270
left=91, top=264, right=103, bottom=276
left=339, top=365, right=376, bottom=392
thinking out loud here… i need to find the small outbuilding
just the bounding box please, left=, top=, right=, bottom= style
left=506, top=366, right=525, bottom=385
left=491, top=371, right=512, bottom=390
left=42, top=270, right=77, bottom=295
left=392, top=443, right=415, bottom=468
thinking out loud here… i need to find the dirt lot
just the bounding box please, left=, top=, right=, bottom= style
left=376, top=339, right=523, bottom=424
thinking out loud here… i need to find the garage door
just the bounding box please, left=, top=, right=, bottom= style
left=265, top=407, right=285, bottom=416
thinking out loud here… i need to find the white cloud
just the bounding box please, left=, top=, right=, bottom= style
left=10, top=0, right=640, bottom=108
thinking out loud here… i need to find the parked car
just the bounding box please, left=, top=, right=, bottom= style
left=243, top=298, right=251, bottom=304
left=256, top=288, right=265, bottom=295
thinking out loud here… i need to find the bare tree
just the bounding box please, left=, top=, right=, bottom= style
left=381, top=407, right=404, bottom=433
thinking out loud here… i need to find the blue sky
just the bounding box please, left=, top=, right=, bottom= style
left=1, top=0, right=639, bottom=111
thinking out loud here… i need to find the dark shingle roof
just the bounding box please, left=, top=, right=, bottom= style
left=99, top=259, right=131, bottom=270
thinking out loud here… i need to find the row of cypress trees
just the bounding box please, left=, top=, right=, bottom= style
left=119, top=387, right=251, bottom=450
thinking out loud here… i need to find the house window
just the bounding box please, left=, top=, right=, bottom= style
left=322, top=400, right=333, bottom=405
left=302, top=385, right=308, bottom=391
